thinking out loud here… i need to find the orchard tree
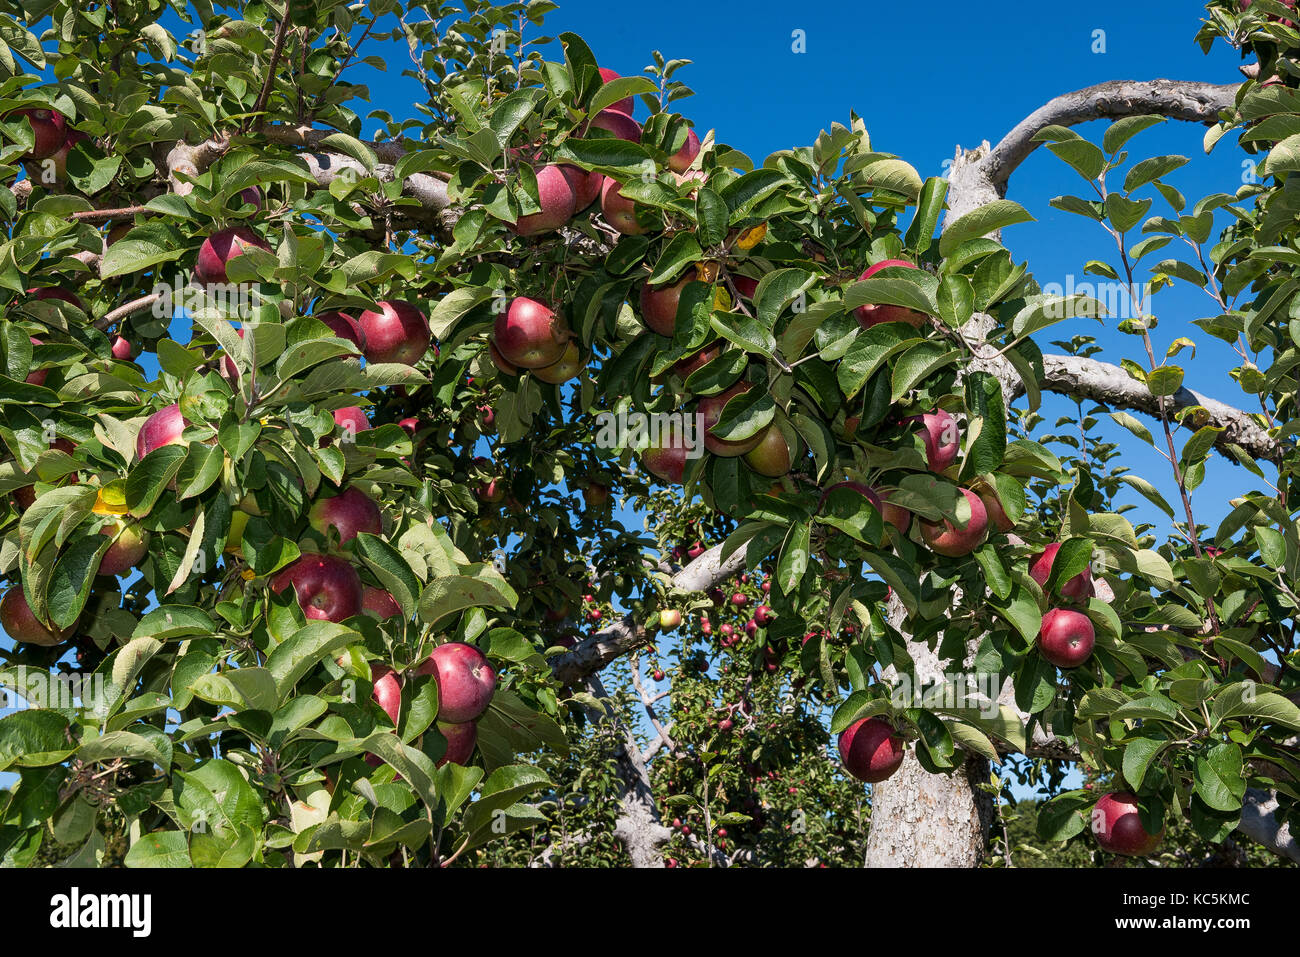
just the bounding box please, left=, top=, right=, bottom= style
left=0, top=0, right=1297, bottom=868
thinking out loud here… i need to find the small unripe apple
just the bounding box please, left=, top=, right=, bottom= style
left=853, top=259, right=930, bottom=328
left=1038, top=607, right=1095, bottom=668
left=1092, top=791, right=1163, bottom=856
left=659, top=609, right=682, bottom=629
left=532, top=340, right=584, bottom=384
left=743, top=424, right=795, bottom=477
left=583, top=483, right=610, bottom=508
left=838, top=716, right=905, bottom=783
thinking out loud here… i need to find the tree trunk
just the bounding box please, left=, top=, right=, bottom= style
left=863, top=753, right=995, bottom=867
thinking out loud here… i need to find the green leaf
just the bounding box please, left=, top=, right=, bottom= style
left=1122, top=737, right=1167, bottom=791
left=124, top=831, right=191, bottom=868
left=1193, top=742, right=1245, bottom=813
left=419, top=567, right=518, bottom=625
left=938, top=200, right=1034, bottom=256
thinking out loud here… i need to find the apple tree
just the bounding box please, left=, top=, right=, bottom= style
left=0, top=0, right=1297, bottom=868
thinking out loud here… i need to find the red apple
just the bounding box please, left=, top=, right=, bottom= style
left=362, top=586, right=402, bottom=620
left=511, top=164, right=577, bottom=236
left=308, top=486, right=382, bottom=544
left=754, top=605, right=773, bottom=626
left=46, top=129, right=88, bottom=183
left=639, top=269, right=696, bottom=337
left=110, top=336, right=134, bottom=360
left=194, top=226, right=270, bottom=285
left=559, top=163, right=604, bottom=211
left=98, top=520, right=149, bottom=577
left=838, top=716, right=905, bottom=783
left=642, top=424, right=692, bottom=485
left=911, top=409, right=960, bottom=473
left=436, top=720, right=478, bottom=767
left=136, top=403, right=188, bottom=460
left=488, top=340, right=520, bottom=376
left=583, top=483, right=610, bottom=508
left=1038, top=607, right=1095, bottom=669
left=975, top=481, right=1014, bottom=533
left=597, top=67, right=635, bottom=115
left=372, top=664, right=402, bottom=726
left=698, top=380, right=763, bottom=457
left=1092, top=791, right=1164, bottom=856
left=659, top=609, right=682, bottom=629
left=357, top=301, right=430, bottom=366
left=333, top=407, right=371, bottom=437
left=0, top=586, right=73, bottom=646
left=668, top=127, right=701, bottom=173
left=235, top=186, right=263, bottom=210
left=673, top=341, right=721, bottom=379
left=731, top=274, right=759, bottom=301
left=532, top=340, right=584, bottom=384
left=29, top=286, right=84, bottom=310
left=13, top=108, right=66, bottom=160
left=25, top=337, right=47, bottom=385
left=415, top=642, right=497, bottom=723
left=853, top=259, right=930, bottom=329
left=493, top=297, right=570, bottom=370
left=601, top=176, right=650, bottom=235
left=316, top=310, right=366, bottom=352
left=270, top=554, right=364, bottom=623
left=919, top=487, right=989, bottom=557
left=589, top=109, right=641, bottom=142
left=1028, top=542, right=1095, bottom=600
left=731, top=593, right=749, bottom=608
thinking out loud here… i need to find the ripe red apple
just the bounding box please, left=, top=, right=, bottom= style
left=877, top=489, right=912, bottom=533
left=1028, top=542, right=1095, bottom=600
left=357, top=300, right=430, bottom=366
left=532, top=340, right=584, bottom=384
left=436, top=720, right=478, bottom=767
left=601, top=176, right=650, bottom=235
left=316, top=310, right=366, bottom=352
left=731, top=593, right=749, bottom=609
left=753, top=605, right=773, bottom=627
left=641, top=424, right=692, bottom=484
left=597, top=67, right=635, bottom=115
left=13, top=108, right=66, bottom=160
left=110, top=336, right=134, bottom=360
left=975, top=481, right=1014, bottom=533
left=98, top=519, right=149, bottom=576
left=838, top=716, right=906, bottom=783
left=46, top=129, right=88, bottom=183
left=194, top=226, right=270, bottom=284
left=743, top=424, right=794, bottom=477
left=731, top=274, right=759, bottom=301
left=333, top=407, right=371, bottom=437
left=511, top=164, right=577, bottom=236
left=698, top=381, right=763, bottom=457
left=1092, top=791, right=1164, bottom=856
left=718, top=718, right=734, bottom=732
left=911, top=409, right=960, bottom=472
left=559, top=163, right=604, bottom=211
left=136, top=403, right=188, bottom=460
left=0, top=586, right=73, bottom=646
left=309, top=486, right=382, bottom=544
left=853, top=259, right=930, bottom=328
left=919, top=487, right=989, bottom=557
left=494, top=297, right=570, bottom=369
left=488, top=340, right=520, bottom=376
left=673, top=341, right=721, bottom=379
left=362, top=586, right=402, bottom=620
left=270, top=553, right=364, bottom=623
left=639, top=269, right=696, bottom=337
left=589, top=109, right=642, bottom=142
left=235, top=186, right=263, bottom=210
left=1038, top=607, right=1095, bottom=669
left=415, top=642, right=497, bottom=723
left=668, top=127, right=701, bottom=173
left=583, top=483, right=610, bottom=508
left=29, top=286, right=85, bottom=310
left=371, top=664, right=402, bottom=726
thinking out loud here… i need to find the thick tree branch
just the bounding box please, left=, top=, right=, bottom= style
left=981, top=79, right=1238, bottom=189
left=550, top=542, right=747, bottom=685
left=1034, top=353, right=1282, bottom=463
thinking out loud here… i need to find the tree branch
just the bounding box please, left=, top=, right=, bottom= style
left=1033, top=353, right=1281, bottom=463
left=981, top=79, right=1238, bottom=189
left=550, top=542, right=747, bottom=685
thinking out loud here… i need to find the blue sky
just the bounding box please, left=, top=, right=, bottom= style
left=3, top=3, right=1266, bottom=803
